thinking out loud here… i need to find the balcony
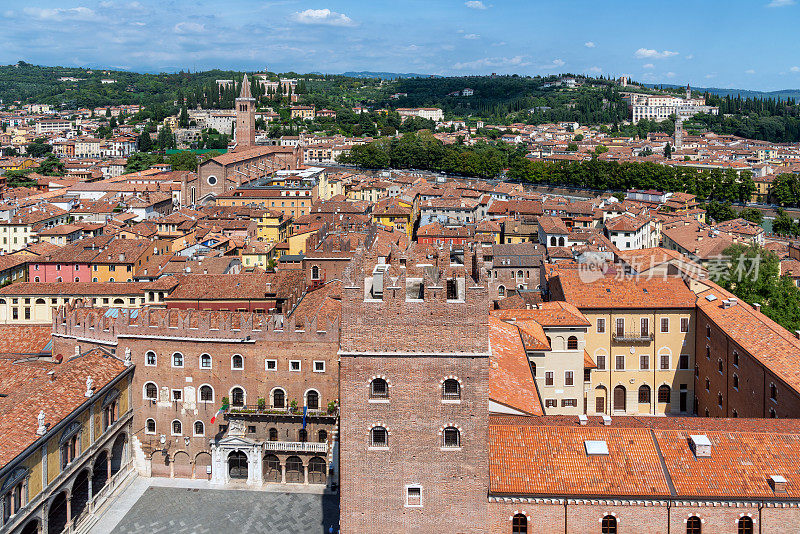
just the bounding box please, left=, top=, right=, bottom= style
left=612, top=331, right=654, bottom=343
left=225, top=405, right=336, bottom=420
left=263, top=440, right=328, bottom=453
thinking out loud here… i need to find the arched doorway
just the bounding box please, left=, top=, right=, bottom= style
left=47, top=492, right=69, bottom=534
left=20, top=519, right=39, bottom=534
left=71, top=470, right=90, bottom=523
left=172, top=452, right=192, bottom=478
left=92, top=451, right=108, bottom=493
left=228, top=451, right=248, bottom=480
left=595, top=385, right=607, bottom=414
left=263, top=454, right=281, bottom=483
left=150, top=451, right=170, bottom=478
left=613, top=385, right=626, bottom=414
left=195, top=453, right=212, bottom=480
left=285, top=456, right=303, bottom=483
left=308, top=457, right=326, bottom=485
left=110, top=434, right=126, bottom=476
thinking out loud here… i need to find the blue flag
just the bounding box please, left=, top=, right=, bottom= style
left=302, top=405, right=308, bottom=430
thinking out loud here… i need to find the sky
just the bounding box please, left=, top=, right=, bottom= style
left=2, top=0, right=800, bottom=91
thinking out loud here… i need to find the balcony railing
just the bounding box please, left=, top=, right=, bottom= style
left=612, top=331, right=654, bottom=343
left=263, top=440, right=328, bottom=453
left=226, top=405, right=334, bottom=417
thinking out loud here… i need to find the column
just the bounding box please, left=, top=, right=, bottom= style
left=303, top=464, right=308, bottom=485
left=280, top=464, right=285, bottom=484
left=66, top=494, right=72, bottom=525
left=106, top=452, right=112, bottom=483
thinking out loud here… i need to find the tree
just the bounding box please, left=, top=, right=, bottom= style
left=739, top=208, right=764, bottom=225
left=167, top=151, right=199, bottom=171
left=137, top=132, right=153, bottom=152
left=36, top=154, right=65, bottom=176
left=664, top=142, right=672, bottom=159
left=772, top=208, right=798, bottom=236
left=124, top=152, right=161, bottom=173
left=157, top=124, right=176, bottom=150
left=566, top=143, right=578, bottom=152
left=179, top=107, right=189, bottom=128
left=705, top=200, right=736, bottom=223
left=26, top=138, right=52, bottom=157
left=595, top=145, right=608, bottom=155
left=573, top=134, right=584, bottom=142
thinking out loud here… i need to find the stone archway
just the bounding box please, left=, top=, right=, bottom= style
left=92, top=451, right=108, bottom=493
left=285, top=456, right=303, bottom=483
left=263, top=454, right=280, bottom=483
left=172, top=452, right=192, bottom=478
left=308, top=457, right=326, bottom=485
left=194, top=452, right=212, bottom=480
left=47, top=492, right=69, bottom=534
left=71, top=470, right=90, bottom=523
left=110, top=433, right=126, bottom=476
left=20, top=519, right=40, bottom=534
left=228, top=451, right=248, bottom=480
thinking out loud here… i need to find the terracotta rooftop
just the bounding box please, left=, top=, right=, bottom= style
left=488, top=317, right=542, bottom=416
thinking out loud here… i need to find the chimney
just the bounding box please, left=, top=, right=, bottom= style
left=690, top=434, right=712, bottom=458
left=770, top=475, right=788, bottom=494
left=753, top=303, right=761, bottom=313
left=601, top=414, right=612, bottom=426
left=795, top=330, right=800, bottom=340
left=578, top=414, right=588, bottom=426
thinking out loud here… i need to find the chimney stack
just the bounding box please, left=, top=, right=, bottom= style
left=690, top=435, right=712, bottom=458
left=770, top=475, right=788, bottom=494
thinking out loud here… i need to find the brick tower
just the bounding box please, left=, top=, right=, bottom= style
left=235, top=74, right=255, bottom=150
left=339, top=243, right=491, bottom=533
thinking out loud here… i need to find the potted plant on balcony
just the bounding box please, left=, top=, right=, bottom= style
left=257, top=397, right=266, bottom=411
left=290, top=399, right=298, bottom=413
left=327, top=399, right=338, bottom=415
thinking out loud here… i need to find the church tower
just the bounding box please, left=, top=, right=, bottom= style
left=235, top=74, right=256, bottom=150
left=685, top=83, right=691, bottom=100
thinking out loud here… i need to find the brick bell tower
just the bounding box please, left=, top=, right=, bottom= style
left=235, top=73, right=256, bottom=150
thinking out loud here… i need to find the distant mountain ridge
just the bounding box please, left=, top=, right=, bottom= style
left=339, top=71, right=438, bottom=79
left=644, top=83, right=800, bottom=100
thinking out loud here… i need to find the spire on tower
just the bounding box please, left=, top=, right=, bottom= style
left=239, top=74, right=253, bottom=100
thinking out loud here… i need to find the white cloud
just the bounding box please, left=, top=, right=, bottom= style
left=291, top=8, right=355, bottom=27
left=465, top=1, right=488, bottom=9
left=23, top=6, right=97, bottom=21
left=634, top=48, right=679, bottom=59
left=791, top=66, right=800, bottom=72
left=552, top=59, right=565, bottom=67
left=491, top=41, right=506, bottom=47
left=745, top=69, right=756, bottom=75
left=454, top=55, right=531, bottom=70
left=768, top=0, right=795, bottom=7
left=665, top=71, right=676, bottom=78
left=685, top=54, right=694, bottom=60
left=588, top=66, right=602, bottom=74
left=584, top=41, right=596, bottom=48
left=642, top=63, right=655, bottom=69
left=174, top=21, right=205, bottom=34
left=463, top=33, right=480, bottom=40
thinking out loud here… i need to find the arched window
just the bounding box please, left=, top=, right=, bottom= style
left=272, top=388, right=285, bottom=409
left=567, top=336, right=578, bottom=350
left=200, top=353, right=211, bottom=369
left=171, top=420, right=182, bottom=435
left=705, top=377, right=710, bottom=391
left=738, top=516, right=753, bottom=534
left=558, top=236, right=565, bottom=246
left=231, top=354, right=243, bottom=370
left=512, top=513, right=527, bottom=534
left=517, top=270, right=523, bottom=278
left=601, top=515, right=617, bottom=534
left=194, top=421, right=204, bottom=436
left=658, top=385, right=671, bottom=404
left=269, top=428, right=278, bottom=441
left=231, top=387, right=245, bottom=407
left=145, top=419, right=156, bottom=434
left=318, top=430, right=328, bottom=443
left=311, top=265, right=320, bottom=280
left=706, top=325, right=711, bottom=338
left=718, top=359, right=723, bottom=373
left=550, top=236, right=556, bottom=246
left=733, top=374, right=739, bottom=389
left=370, top=378, right=388, bottom=399
left=298, top=429, right=308, bottom=442
left=770, top=383, right=777, bottom=401
left=770, top=407, right=777, bottom=418
left=144, top=382, right=158, bottom=400
left=442, top=427, right=460, bottom=448
left=172, top=352, right=184, bottom=367
left=687, top=516, right=702, bottom=534
left=638, top=385, right=651, bottom=404
left=498, top=285, right=505, bottom=297
left=718, top=393, right=723, bottom=407
left=442, top=379, right=461, bottom=401
left=199, top=385, right=213, bottom=402
left=371, top=426, right=388, bottom=447
left=145, top=351, right=156, bottom=366
left=306, top=390, right=319, bottom=410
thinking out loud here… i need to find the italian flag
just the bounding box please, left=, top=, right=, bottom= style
left=210, top=400, right=229, bottom=424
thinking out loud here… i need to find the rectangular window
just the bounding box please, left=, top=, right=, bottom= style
left=289, top=360, right=301, bottom=372
left=660, top=354, right=670, bottom=370
left=640, top=318, right=649, bottom=337
left=616, top=318, right=624, bottom=337
left=172, top=389, right=182, bottom=402
left=596, top=355, right=606, bottom=370
left=265, top=359, right=277, bottom=371
left=405, top=486, right=422, bottom=507
left=564, top=371, right=574, bottom=386
left=679, top=354, right=689, bottom=370
left=640, top=355, right=649, bottom=370
left=615, top=355, right=625, bottom=370
left=680, top=317, right=689, bottom=333
left=545, top=371, right=554, bottom=386
left=596, top=318, right=605, bottom=333
left=561, top=399, right=577, bottom=407
left=660, top=317, right=669, bottom=333
left=313, top=360, right=325, bottom=373
left=545, top=399, right=557, bottom=408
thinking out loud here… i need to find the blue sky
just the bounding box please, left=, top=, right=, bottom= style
left=2, top=0, right=800, bottom=91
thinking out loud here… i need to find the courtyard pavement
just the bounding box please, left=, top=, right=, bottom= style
left=90, top=477, right=339, bottom=534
